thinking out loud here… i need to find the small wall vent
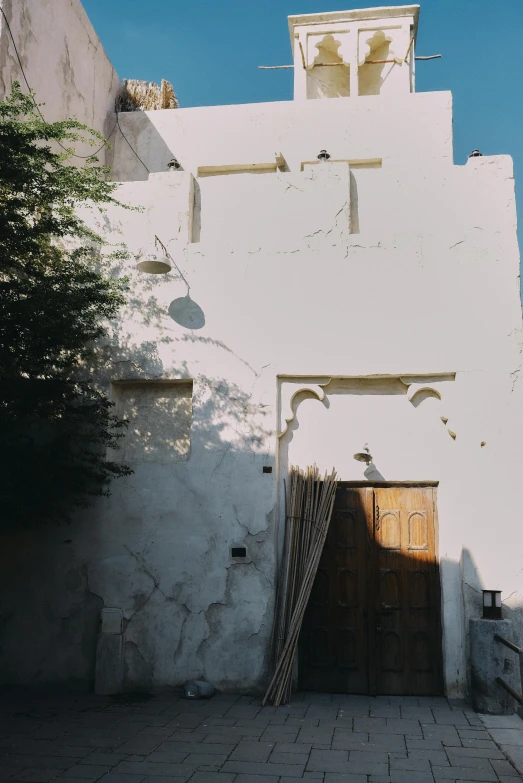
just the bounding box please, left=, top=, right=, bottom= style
left=231, top=547, right=247, bottom=558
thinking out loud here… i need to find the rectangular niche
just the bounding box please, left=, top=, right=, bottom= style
left=113, top=381, right=193, bottom=463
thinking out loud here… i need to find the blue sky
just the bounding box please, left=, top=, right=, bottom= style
left=84, top=0, right=523, bottom=235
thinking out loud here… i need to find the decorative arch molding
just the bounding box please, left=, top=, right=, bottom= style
left=359, top=29, right=395, bottom=66
left=279, top=378, right=332, bottom=438
left=400, top=376, right=457, bottom=440
left=306, top=31, right=352, bottom=68
left=278, top=373, right=456, bottom=438
left=312, top=33, right=351, bottom=66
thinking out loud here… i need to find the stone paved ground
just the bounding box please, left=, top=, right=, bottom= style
left=0, top=689, right=521, bottom=783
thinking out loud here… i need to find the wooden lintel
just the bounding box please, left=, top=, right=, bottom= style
left=300, top=158, right=382, bottom=171
left=339, top=481, right=440, bottom=488
left=198, top=162, right=278, bottom=176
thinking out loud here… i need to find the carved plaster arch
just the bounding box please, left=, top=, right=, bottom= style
left=406, top=384, right=442, bottom=405
left=279, top=378, right=331, bottom=438
left=279, top=374, right=457, bottom=439
left=359, top=29, right=395, bottom=66
left=307, top=31, right=351, bottom=68
left=314, top=34, right=349, bottom=66
left=401, top=378, right=457, bottom=441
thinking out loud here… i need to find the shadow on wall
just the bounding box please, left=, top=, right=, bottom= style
left=0, top=235, right=274, bottom=690
left=0, top=315, right=275, bottom=689
left=350, top=171, right=360, bottom=234
left=168, top=295, right=205, bottom=330
left=93, top=247, right=206, bottom=334
left=110, top=112, right=176, bottom=183
left=461, top=549, right=523, bottom=663
left=299, top=484, right=444, bottom=695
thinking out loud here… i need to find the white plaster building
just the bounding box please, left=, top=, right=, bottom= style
left=1, top=1, right=523, bottom=699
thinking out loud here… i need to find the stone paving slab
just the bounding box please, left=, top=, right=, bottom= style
left=0, top=690, right=522, bottom=783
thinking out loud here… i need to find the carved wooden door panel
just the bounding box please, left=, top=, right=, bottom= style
left=299, top=484, right=443, bottom=695
left=373, top=486, right=442, bottom=695
left=299, top=486, right=373, bottom=694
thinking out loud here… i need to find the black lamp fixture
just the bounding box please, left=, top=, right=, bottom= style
left=317, top=149, right=331, bottom=163
left=469, top=149, right=483, bottom=158
left=482, top=590, right=502, bottom=620
left=167, top=157, right=181, bottom=171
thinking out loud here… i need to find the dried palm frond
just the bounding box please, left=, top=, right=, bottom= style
left=117, top=78, right=178, bottom=112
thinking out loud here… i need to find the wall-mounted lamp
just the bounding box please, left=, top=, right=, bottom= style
left=353, top=444, right=373, bottom=465
left=136, top=236, right=172, bottom=274
left=135, top=236, right=191, bottom=294
left=317, top=149, right=331, bottom=163
left=469, top=149, right=483, bottom=158
left=167, top=157, right=181, bottom=171
left=483, top=590, right=502, bottom=620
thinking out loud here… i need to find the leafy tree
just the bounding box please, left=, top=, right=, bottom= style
left=0, top=84, right=131, bottom=525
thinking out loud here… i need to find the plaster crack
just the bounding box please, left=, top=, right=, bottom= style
left=510, top=369, right=521, bottom=391
left=210, top=445, right=232, bottom=478
left=235, top=514, right=250, bottom=537
left=250, top=560, right=273, bottom=586
left=463, top=581, right=482, bottom=595
left=124, top=545, right=173, bottom=602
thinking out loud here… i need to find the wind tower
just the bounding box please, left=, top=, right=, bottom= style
left=289, top=5, right=419, bottom=100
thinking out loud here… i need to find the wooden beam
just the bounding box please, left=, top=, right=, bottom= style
left=404, top=36, right=415, bottom=63
left=198, top=155, right=287, bottom=177
left=300, top=158, right=382, bottom=171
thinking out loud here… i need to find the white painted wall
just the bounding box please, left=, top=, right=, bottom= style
left=0, top=6, right=521, bottom=698
left=109, top=91, right=453, bottom=182
left=0, top=0, right=121, bottom=161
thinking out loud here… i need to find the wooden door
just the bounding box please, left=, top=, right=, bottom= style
left=299, top=486, right=373, bottom=693
left=373, top=486, right=442, bottom=695
left=299, top=484, right=443, bottom=696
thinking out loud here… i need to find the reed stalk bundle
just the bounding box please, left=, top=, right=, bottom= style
left=263, top=465, right=338, bottom=706
left=117, top=79, right=178, bottom=112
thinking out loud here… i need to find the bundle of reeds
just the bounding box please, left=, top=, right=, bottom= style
left=117, top=79, right=178, bottom=112
left=263, top=465, right=338, bottom=706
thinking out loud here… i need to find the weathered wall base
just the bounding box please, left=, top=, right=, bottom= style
left=470, top=620, right=520, bottom=714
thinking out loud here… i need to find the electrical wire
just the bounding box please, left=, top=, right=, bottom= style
left=115, top=113, right=150, bottom=173
left=0, top=6, right=149, bottom=170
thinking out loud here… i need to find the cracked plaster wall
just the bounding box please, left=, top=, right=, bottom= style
left=1, top=89, right=522, bottom=698
left=0, top=0, right=121, bottom=163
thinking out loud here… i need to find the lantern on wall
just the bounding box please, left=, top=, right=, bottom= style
left=353, top=444, right=373, bottom=464
left=317, top=149, right=331, bottom=163
left=136, top=236, right=172, bottom=274
left=483, top=590, right=502, bottom=620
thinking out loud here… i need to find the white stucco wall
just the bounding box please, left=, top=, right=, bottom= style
left=109, top=91, right=452, bottom=183
left=0, top=0, right=121, bottom=160
left=0, top=80, right=521, bottom=696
